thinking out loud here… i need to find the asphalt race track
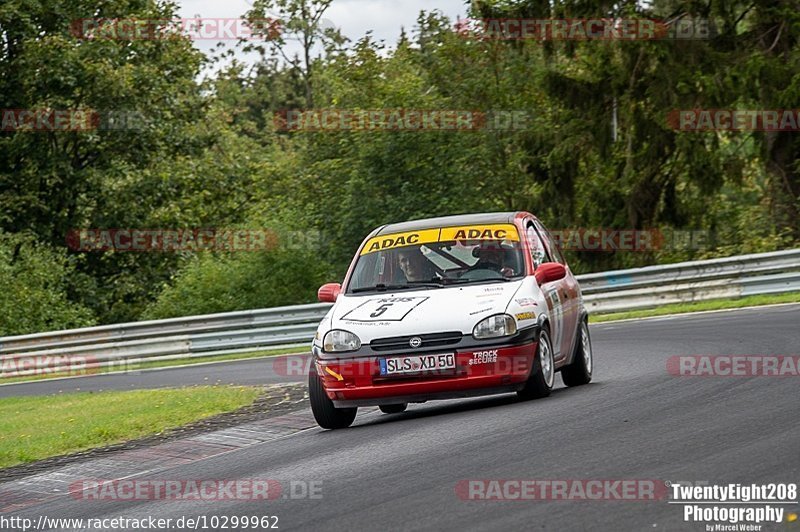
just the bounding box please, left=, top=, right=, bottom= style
left=3, top=304, right=799, bottom=531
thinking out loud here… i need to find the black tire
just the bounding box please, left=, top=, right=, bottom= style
left=379, top=403, right=408, bottom=414
left=308, top=369, right=357, bottom=429
left=517, top=327, right=554, bottom=400
left=561, top=319, right=593, bottom=387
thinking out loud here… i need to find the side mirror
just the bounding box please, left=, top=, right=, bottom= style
left=318, top=282, right=342, bottom=303
left=534, top=263, right=566, bottom=285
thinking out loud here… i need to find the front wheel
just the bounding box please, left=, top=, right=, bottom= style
left=517, top=327, right=555, bottom=400
left=561, top=319, right=593, bottom=387
left=309, top=369, right=357, bottom=429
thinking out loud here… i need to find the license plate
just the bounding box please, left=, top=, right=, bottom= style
left=379, top=353, right=456, bottom=376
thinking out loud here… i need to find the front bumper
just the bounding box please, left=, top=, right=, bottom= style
left=315, top=340, right=538, bottom=407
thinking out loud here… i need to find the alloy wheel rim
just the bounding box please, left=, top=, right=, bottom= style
left=582, top=322, right=593, bottom=375
left=541, top=335, right=554, bottom=387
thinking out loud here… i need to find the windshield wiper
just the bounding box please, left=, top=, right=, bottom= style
left=443, top=276, right=514, bottom=285
left=407, top=279, right=445, bottom=287
left=351, top=281, right=443, bottom=293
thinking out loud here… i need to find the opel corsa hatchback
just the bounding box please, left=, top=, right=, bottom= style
left=309, top=212, right=593, bottom=429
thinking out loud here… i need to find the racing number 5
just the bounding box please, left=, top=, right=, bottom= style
left=370, top=302, right=394, bottom=318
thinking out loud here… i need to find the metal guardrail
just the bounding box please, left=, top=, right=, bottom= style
left=578, top=248, right=800, bottom=313
left=2, top=249, right=799, bottom=378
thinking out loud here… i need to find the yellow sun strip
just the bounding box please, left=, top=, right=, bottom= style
left=439, top=224, right=520, bottom=242
left=360, top=229, right=441, bottom=255
left=360, top=224, right=520, bottom=255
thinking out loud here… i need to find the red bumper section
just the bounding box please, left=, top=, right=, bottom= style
left=316, top=342, right=537, bottom=407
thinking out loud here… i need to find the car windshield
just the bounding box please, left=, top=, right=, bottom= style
left=347, top=224, right=525, bottom=293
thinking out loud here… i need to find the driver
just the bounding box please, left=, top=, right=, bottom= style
left=471, top=243, right=516, bottom=277
left=397, top=247, right=437, bottom=282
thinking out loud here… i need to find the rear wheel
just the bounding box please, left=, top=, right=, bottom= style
left=379, top=403, right=408, bottom=414
left=561, top=319, right=593, bottom=387
left=308, top=369, right=357, bottom=429
left=517, top=327, right=554, bottom=400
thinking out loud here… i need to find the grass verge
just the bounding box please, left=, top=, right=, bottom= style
left=0, top=386, right=261, bottom=469
left=591, top=292, right=800, bottom=323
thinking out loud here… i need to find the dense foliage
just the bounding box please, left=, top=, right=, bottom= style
left=1, top=0, right=798, bottom=334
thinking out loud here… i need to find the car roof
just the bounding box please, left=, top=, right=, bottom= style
left=376, top=212, right=525, bottom=235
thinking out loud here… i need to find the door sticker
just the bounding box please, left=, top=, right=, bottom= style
left=341, top=296, right=430, bottom=322
left=545, top=289, right=563, bottom=354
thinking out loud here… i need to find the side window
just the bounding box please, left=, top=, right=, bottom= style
left=535, top=221, right=566, bottom=265
left=525, top=224, right=549, bottom=268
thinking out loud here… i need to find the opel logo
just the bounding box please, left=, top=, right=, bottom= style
left=409, top=336, right=422, bottom=348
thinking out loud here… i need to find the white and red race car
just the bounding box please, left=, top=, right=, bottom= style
left=309, top=212, right=593, bottom=429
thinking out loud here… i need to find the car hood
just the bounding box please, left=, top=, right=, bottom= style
left=328, top=281, right=524, bottom=343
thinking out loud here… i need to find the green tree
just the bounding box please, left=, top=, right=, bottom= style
left=245, top=0, right=345, bottom=108
left=143, top=226, right=333, bottom=319
left=0, top=233, right=95, bottom=336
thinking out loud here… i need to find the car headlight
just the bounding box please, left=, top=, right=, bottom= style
left=473, top=314, right=518, bottom=340
left=323, top=329, right=361, bottom=352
